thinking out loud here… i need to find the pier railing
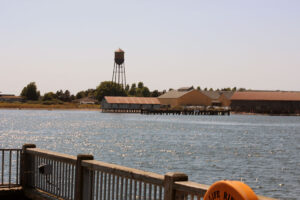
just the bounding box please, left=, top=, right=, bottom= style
left=15, top=144, right=277, bottom=200
left=0, top=148, right=21, bottom=188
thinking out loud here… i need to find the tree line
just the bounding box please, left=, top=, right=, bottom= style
left=20, top=82, right=246, bottom=103
left=20, top=81, right=163, bottom=103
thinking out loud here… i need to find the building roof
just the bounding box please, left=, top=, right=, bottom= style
left=231, top=91, right=300, bottom=101
left=0, top=95, right=22, bottom=99
left=200, top=91, right=220, bottom=100
left=219, top=91, right=235, bottom=99
left=158, top=90, right=191, bottom=99
left=177, top=86, right=193, bottom=91
left=104, top=96, right=160, bottom=104
left=0, top=94, right=16, bottom=97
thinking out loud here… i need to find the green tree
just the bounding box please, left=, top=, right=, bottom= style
left=138, top=82, right=144, bottom=89
left=43, top=92, right=56, bottom=101
left=95, top=81, right=127, bottom=101
left=129, top=83, right=136, bottom=96
left=141, top=87, right=150, bottom=97
left=21, top=82, right=40, bottom=100
left=125, top=84, right=130, bottom=93
left=76, top=91, right=85, bottom=99
left=63, top=90, right=71, bottom=102
left=56, top=90, right=64, bottom=100
left=196, top=86, right=201, bottom=91
left=151, top=90, right=160, bottom=97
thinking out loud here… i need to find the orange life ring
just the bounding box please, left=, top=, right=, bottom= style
left=203, top=180, right=258, bottom=200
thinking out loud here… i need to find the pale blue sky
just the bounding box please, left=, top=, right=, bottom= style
left=1, top=0, right=300, bottom=95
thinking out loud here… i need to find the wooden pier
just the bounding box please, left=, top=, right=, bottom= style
left=141, top=109, right=230, bottom=116
left=102, top=109, right=231, bottom=115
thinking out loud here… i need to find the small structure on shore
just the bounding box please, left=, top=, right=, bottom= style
left=0, top=94, right=23, bottom=102
left=74, top=97, right=98, bottom=104
left=231, top=91, right=300, bottom=114
left=101, top=96, right=160, bottom=112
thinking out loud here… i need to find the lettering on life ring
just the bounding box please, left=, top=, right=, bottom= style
left=203, top=180, right=258, bottom=200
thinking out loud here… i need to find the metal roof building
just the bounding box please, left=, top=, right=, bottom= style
left=231, top=91, right=300, bottom=114
left=101, top=96, right=161, bottom=112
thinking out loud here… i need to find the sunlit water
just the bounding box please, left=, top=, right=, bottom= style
left=0, top=109, right=299, bottom=199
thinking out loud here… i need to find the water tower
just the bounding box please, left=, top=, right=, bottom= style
left=112, top=48, right=126, bottom=88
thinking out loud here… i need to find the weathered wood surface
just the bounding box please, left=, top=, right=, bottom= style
left=82, top=160, right=164, bottom=186
left=174, top=181, right=209, bottom=196
left=26, top=148, right=77, bottom=164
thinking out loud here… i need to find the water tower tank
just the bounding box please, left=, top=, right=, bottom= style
left=114, top=48, right=124, bottom=65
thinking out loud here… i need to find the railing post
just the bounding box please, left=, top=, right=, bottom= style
left=21, top=144, right=36, bottom=189
left=75, top=154, right=94, bottom=200
left=164, top=172, right=188, bottom=200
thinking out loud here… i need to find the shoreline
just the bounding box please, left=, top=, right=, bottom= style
left=0, top=107, right=299, bottom=116
left=0, top=102, right=101, bottom=111
left=0, top=107, right=101, bottom=111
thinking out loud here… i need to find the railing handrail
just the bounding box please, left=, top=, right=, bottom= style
left=0, top=149, right=21, bottom=151
left=82, top=159, right=164, bottom=186
left=174, top=181, right=209, bottom=195
left=26, top=148, right=77, bottom=164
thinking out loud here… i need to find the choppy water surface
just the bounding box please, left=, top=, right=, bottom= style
left=0, top=110, right=299, bottom=199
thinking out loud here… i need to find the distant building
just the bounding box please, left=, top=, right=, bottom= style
left=177, top=86, right=194, bottom=92
left=158, top=88, right=233, bottom=108
left=0, top=94, right=23, bottom=102
left=230, top=91, right=300, bottom=114
left=74, top=97, right=98, bottom=104
left=101, top=96, right=161, bottom=112
left=218, top=91, right=235, bottom=107
left=158, top=89, right=211, bottom=108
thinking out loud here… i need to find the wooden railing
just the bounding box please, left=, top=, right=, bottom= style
left=0, top=148, right=21, bottom=188
left=19, top=144, right=277, bottom=200
left=82, top=160, right=164, bottom=200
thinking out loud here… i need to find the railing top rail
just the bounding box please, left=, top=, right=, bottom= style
left=0, top=149, right=22, bottom=151
left=174, top=181, right=209, bottom=195
left=26, top=148, right=77, bottom=164
left=82, top=159, right=164, bottom=186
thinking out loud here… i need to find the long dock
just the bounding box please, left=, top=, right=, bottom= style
left=141, top=109, right=230, bottom=115
left=102, top=109, right=231, bottom=115
left=0, top=144, right=276, bottom=200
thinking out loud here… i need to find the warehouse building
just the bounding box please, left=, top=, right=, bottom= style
left=218, top=91, right=235, bottom=107
left=230, top=91, right=300, bottom=114
left=158, top=89, right=211, bottom=108
left=158, top=87, right=232, bottom=108
left=101, top=96, right=161, bottom=112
